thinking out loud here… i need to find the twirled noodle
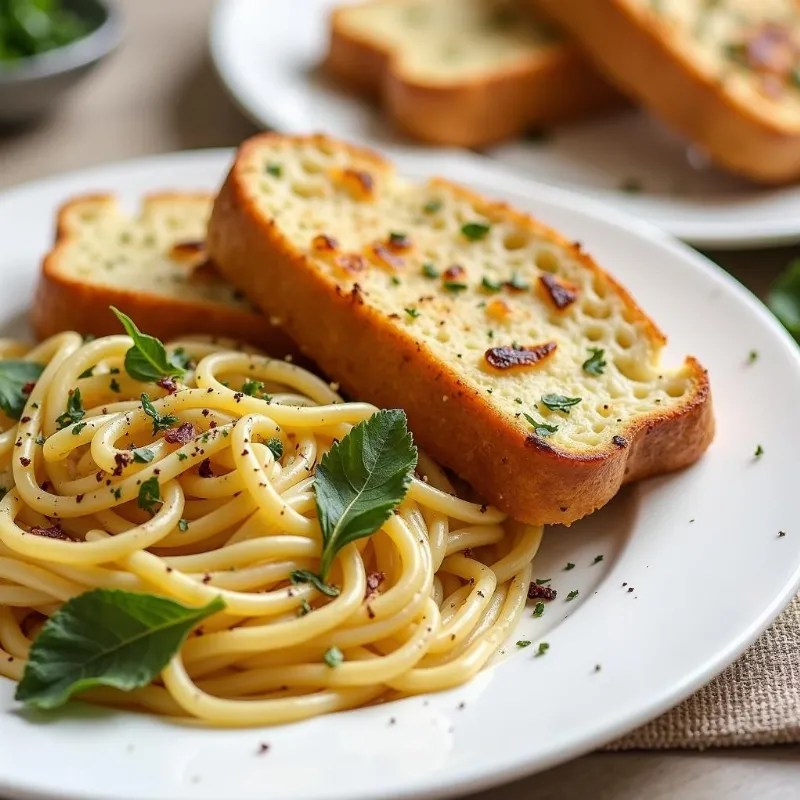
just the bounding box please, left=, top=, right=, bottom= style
left=0, top=333, right=542, bottom=727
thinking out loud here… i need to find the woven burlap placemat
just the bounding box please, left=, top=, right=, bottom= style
left=607, top=595, right=800, bottom=749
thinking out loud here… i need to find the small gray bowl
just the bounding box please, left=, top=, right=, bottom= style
left=0, top=0, right=123, bottom=125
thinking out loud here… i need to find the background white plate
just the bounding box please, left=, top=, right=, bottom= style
left=210, top=0, right=800, bottom=249
left=0, top=149, right=799, bottom=800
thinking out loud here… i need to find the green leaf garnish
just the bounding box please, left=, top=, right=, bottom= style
left=768, top=258, right=800, bottom=342
left=111, top=307, right=186, bottom=384
left=593, top=554, right=604, bottom=564
left=289, top=569, right=340, bottom=597
left=461, top=222, right=490, bottom=241
left=266, top=163, right=282, bottom=178
left=619, top=177, right=644, bottom=194
left=56, top=388, right=85, bottom=430
left=506, top=272, right=530, bottom=291
left=242, top=379, right=264, bottom=397
left=443, top=281, right=468, bottom=293
left=533, top=602, right=545, bottom=617
left=109, top=378, right=121, bottom=393
left=754, top=444, right=764, bottom=458
left=72, top=422, right=87, bottom=435
left=423, top=200, right=442, bottom=214
left=15, top=589, right=224, bottom=709
left=582, top=348, right=607, bottom=376
left=314, top=409, right=417, bottom=580
left=267, top=438, right=283, bottom=460
left=0, top=361, right=43, bottom=420
left=141, top=393, right=179, bottom=436
left=564, top=562, right=575, bottom=570
left=516, top=640, right=532, bottom=648
left=133, top=447, right=155, bottom=463
left=541, top=394, right=582, bottom=413
left=566, top=589, right=579, bottom=601
left=405, top=307, right=420, bottom=319
left=536, top=642, right=549, bottom=656
left=523, top=413, right=558, bottom=437
left=481, top=276, right=502, bottom=293
left=138, top=476, right=162, bottom=515
left=534, top=578, right=551, bottom=585
left=421, top=263, right=440, bottom=279
left=323, top=646, right=344, bottom=667
left=178, top=519, right=189, bottom=532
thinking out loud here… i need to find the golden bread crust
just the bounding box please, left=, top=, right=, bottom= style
left=206, top=133, right=714, bottom=525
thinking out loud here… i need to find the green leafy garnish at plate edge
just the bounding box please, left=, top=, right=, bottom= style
left=16, top=589, right=224, bottom=709
left=0, top=360, right=43, bottom=420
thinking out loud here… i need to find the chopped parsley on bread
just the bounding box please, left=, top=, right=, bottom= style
left=326, top=0, right=623, bottom=147
left=207, top=133, right=714, bottom=525
left=31, top=193, right=297, bottom=355
left=535, top=0, right=800, bottom=183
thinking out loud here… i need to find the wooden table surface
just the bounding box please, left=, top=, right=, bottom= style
left=1, top=1, right=798, bottom=797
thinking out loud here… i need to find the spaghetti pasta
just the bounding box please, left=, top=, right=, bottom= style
left=0, top=331, right=542, bottom=726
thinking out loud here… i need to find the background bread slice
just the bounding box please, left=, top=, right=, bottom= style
left=207, top=133, right=714, bottom=525
left=326, top=0, right=623, bottom=148
left=31, top=193, right=297, bottom=356
left=533, top=0, right=800, bottom=183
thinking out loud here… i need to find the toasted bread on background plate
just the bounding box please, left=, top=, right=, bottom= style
left=31, top=193, right=297, bottom=356
left=533, top=0, right=800, bottom=183
left=207, top=133, right=714, bottom=525
left=326, top=0, right=623, bottom=148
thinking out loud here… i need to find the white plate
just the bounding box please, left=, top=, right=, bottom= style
left=0, top=149, right=799, bottom=800
left=210, top=0, right=800, bottom=249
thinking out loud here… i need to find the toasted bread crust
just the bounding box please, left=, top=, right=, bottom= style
left=30, top=193, right=300, bottom=357
left=207, top=133, right=714, bottom=525
left=326, top=2, right=623, bottom=148
left=534, top=0, right=800, bottom=183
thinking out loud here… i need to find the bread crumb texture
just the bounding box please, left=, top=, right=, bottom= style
left=237, top=138, right=701, bottom=455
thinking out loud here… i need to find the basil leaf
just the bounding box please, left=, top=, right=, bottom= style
left=461, top=222, right=490, bottom=241
left=541, top=394, right=582, bottom=413
left=111, top=307, right=186, bottom=383
left=314, top=409, right=417, bottom=579
left=55, top=388, right=85, bottom=430
left=141, top=393, right=179, bottom=436
left=138, top=476, right=162, bottom=515
left=768, top=258, right=800, bottom=341
left=523, top=413, right=558, bottom=437
left=290, top=569, right=340, bottom=597
left=0, top=361, right=43, bottom=420
left=582, top=348, right=607, bottom=376
left=16, top=589, right=224, bottom=709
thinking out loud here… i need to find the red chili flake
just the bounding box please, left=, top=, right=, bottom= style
left=442, top=264, right=465, bottom=281
left=209, top=420, right=217, bottom=429
left=463, top=548, right=474, bottom=559
left=76, top=494, right=84, bottom=504
left=20, top=416, right=30, bottom=423
left=312, top=234, right=339, bottom=253
left=198, top=458, right=214, bottom=478
left=202, top=574, right=212, bottom=585
left=21, top=381, right=35, bottom=395
left=539, top=274, right=577, bottom=310
left=113, top=451, right=134, bottom=476
left=233, top=392, right=244, bottom=403
left=30, top=524, right=71, bottom=541
left=158, top=377, right=178, bottom=394
left=484, top=341, right=557, bottom=371
left=528, top=583, right=557, bottom=601
left=257, top=743, right=270, bottom=755
left=165, top=422, right=195, bottom=445
left=366, top=605, right=376, bottom=619
left=19, top=457, right=30, bottom=467
left=201, top=409, right=210, bottom=417
left=365, top=570, right=385, bottom=600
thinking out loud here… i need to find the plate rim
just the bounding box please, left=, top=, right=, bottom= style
left=0, top=148, right=798, bottom=800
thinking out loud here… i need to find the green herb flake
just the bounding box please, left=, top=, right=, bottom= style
left=314, top=409, right=417, bottom=579
left=389, top=231, right=407, bottom=245
left=72, top=422, right=88, bottom=436
left=481, top=276, right=503, bottom=293
left=514, top=397, right=523, bottom=404
left=242, top=379, right=264, bottom=397
left=564, top=562, right=575, bottom=571
left=421, top=262, right=440, bottom=279
left=323, top=646, right=344, bottom=667
left=536, top=642, right=550, bottom=657
left=390, top=276, right=401, bottom=286
left=423, top=200, right=442, bottom=214
left=593, top=554, right=604, bottom=564
left=178, top=519, right=189, bottom=532
left=112, top=487, right=122, bottom=500
left=111, top=307, right=186, bottom=384
left=747, top=350, right=758, bottom=364
left=109, top=378, right=121, bottom=393
left=541, top=394, right=582, bottom=413
left=137, top=476, right=162, bottom=516
left=582, top=348, right=607, bottom=376
left=405, top=307, right=420, bottom=319
left=299, top=599, right=312, bottom=616
left=133, top=447, right=155, bottom=463
left=523, top=413, right=558, bottom=437
left=443, top=281, right=468, bottom=293
left=141, top=393, right=179, bottom=436
left=755, top=444, right=764, bottom=458
left=506, top=273, right=530, bottom=291
left=35, top=435, right=45, bottom=446
left=516, top=640, right=532, bottom=648
left=461, top=222, right=490, bottom=241
left=15, top=589, right=224, bottom=709
left=56, top=388, right=85, bottom=430
left=532, top=602, right=545, bottom=618
left=267, top=438, right=284, bottom=460
left=78, top=367, right=94, bottom=379
left=266, top=163, right=282, bottom=178
left=619, top=177, right=644, bottom=194
left=177, top=453, right=188, bottom=461
left=535, top=578, right=551, bottom=585
left=290, top=569, right=340, bottom=597
left=109, top=367, right=120, bottom=375
left=566, top=589, right=579, bottom=601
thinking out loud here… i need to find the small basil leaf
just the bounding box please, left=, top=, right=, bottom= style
left=0, top=361, right=43, bottom=420
left=15, top=589, right=225, bottom=709
left=141, top=393, right=179, bottom=436
left=55, top=388, right=85, bottom=430
left=111, top=307, right=186, bottom=383
left=314, top=409, right=417, bottom=579
left=541, top=394, right=582, bottom=413
left=137, top=476, right=161, bottom=515
left=582, top=348, right=607, bottom=376
left=289, top=569, right=340, bottom=597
